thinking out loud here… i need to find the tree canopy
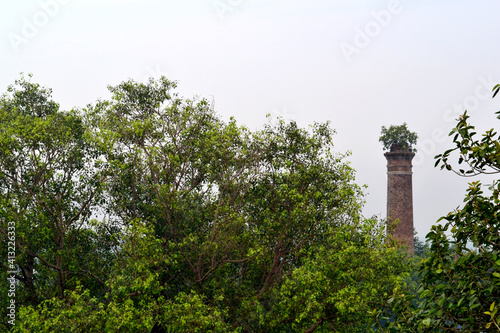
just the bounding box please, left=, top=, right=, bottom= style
left=0, top=75, right=410, bottom=332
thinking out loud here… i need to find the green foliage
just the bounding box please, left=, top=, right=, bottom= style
left=1, top=75, right=412, bottom=332
left=0, top=75, right=111, bottom=329
left=160, top=292, right=236, bottom=332
left=435, top=110, right=500, bottom=176
left=14, top=287, right=107, bottom=333
left=379, top=123, right=418, bottom=152
left=378, top=183, right=500, bottom=332
left=414, top=232, right=430, bottom=257
left=264, top=220, right=409, bottom=332
left=377, top=86, right=500, bottom=332
left=14, top=221, right=161, bottom=332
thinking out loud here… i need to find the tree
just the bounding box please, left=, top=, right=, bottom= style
left=0, top=75, right=114, bottom=329
left=376, top=87, right=500, bottom=332
left=379, top=123, right=418, bottom=152
left=413, top=229, right=430, bottom=257
left=262, top=220, right=409, bottom=332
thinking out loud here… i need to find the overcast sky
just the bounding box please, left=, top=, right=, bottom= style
left=2, top=0, right=500, bottom=239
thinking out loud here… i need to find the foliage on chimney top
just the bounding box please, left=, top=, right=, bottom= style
left=379, top=123, right=418, bottom=153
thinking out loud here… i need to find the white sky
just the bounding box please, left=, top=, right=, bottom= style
left=1, top=0, right=500, bottom=240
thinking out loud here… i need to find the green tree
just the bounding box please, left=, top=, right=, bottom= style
left=262, top=220, right=408, bottom=332
left=379, top=123, right=418, bottom=152
left=414, top=230, right=430, bottom=257
left=0, top=75, right=114, bottom=329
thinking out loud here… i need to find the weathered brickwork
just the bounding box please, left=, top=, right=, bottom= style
left=385, top=150, right=415, bottom=253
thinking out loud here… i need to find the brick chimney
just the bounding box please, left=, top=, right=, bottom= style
left=385, top=148, right=415, bottom=253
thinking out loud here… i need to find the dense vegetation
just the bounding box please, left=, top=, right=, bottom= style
left=0, top=75, right=498, bottom=332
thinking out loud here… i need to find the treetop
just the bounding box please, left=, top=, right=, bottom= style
left=379, top=122, right=418, bottom=153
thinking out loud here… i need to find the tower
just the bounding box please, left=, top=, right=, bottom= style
left=385, top=147, right=415, bottom=253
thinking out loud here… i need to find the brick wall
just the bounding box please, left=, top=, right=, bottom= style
left=385, top=150, right=415, bottom=253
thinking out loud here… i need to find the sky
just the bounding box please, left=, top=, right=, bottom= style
left=1, top=0, right=500, bottom=240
